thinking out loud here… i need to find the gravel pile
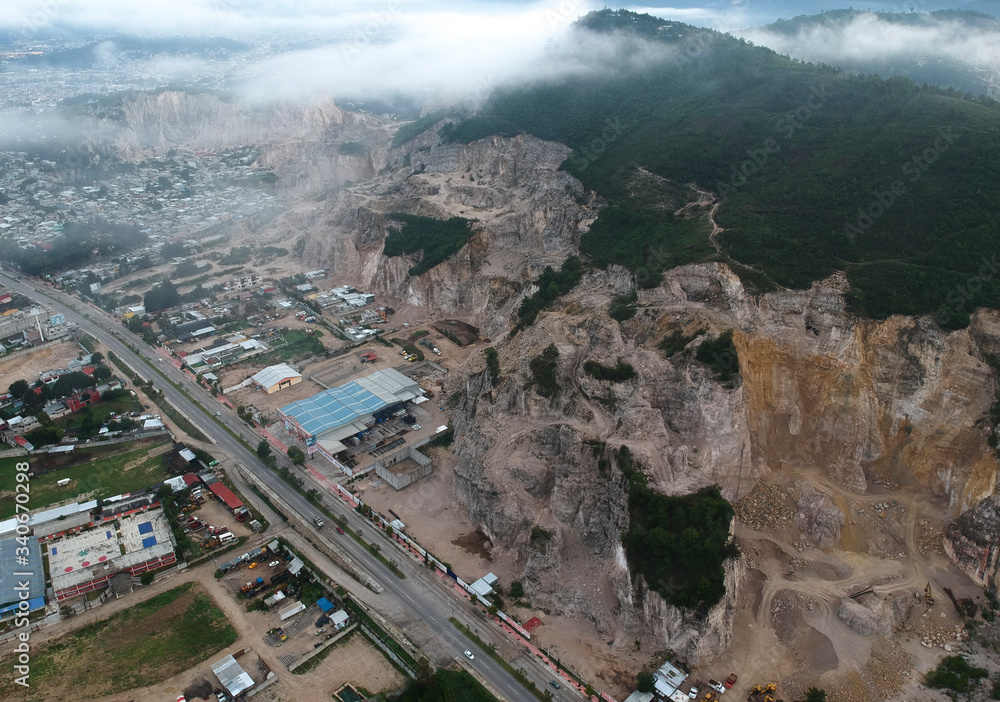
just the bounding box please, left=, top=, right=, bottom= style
left=734, top=482, right=793, bottom=531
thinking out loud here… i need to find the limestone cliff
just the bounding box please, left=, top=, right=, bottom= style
left=444, top=262, right=1000, bottom=664
left=107, top=90, right=389, bottom=197
left=944, top=495, right=1000, bottom=592
left=265, top=127, right=593, bottom=335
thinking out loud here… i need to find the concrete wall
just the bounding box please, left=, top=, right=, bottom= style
left=372, top=445, right=432, bottom=490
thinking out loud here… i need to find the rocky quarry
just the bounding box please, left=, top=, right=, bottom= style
left=108, top=96, right=1000, bottom=694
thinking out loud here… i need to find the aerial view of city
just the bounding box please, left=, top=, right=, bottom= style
left=1, top=1, right=1000, bottom=702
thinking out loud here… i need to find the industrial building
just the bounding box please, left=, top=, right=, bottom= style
left=251, top=363, right=302, bottom=394
left=0, top=535, right=46, bottom=618
left=174, top=319, right=216, bottom=343
left=47, top=509, right=177, bottom=601
left=373, top=445, right=432, bottom=490
left=211, top=654, right=255, bottom=698
left=276, top=368, right=422, bottom=463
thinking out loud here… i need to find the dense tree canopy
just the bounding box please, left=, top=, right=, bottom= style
left=443, top=9, right=1000, bottom=325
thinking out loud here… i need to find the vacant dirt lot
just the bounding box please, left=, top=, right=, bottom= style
left=0, top=338, right=85, bottom=388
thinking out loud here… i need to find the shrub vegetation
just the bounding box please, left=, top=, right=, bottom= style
left=383, top=213, right=476, bottom=276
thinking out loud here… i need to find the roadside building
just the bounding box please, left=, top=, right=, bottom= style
left=276, top=368, right=421, bottom=463
left=0, top=535, right=46, bottom=618
left=251, top=363, right=302, bottom=394
left=208, top=482, right=246, bottom=518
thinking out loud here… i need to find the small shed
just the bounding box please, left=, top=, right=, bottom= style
left=279, top=601, right=306, bottom=621
left=331, top=609, right=350, bottom=630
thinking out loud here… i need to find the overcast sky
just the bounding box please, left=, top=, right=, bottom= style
left=3, top=0, right=998, bottom=105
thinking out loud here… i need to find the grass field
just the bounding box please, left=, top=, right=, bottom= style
left=396, top=669, right=499, bottom=702
left=54, top=392, right=142, bottom=432
left=263, top=329, right=326, bottom=363
left=0, top=582, right=238, bottom=700
left=0, top=438, right=170, bottom=518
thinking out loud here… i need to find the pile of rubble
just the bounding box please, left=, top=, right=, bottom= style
left=917, top=519, right=945, bottom=556
left=734, top=482, right=794, bottom=531
left=916, top=624, right=970, bottom=651
left=861, top=640, right=913, bottom=701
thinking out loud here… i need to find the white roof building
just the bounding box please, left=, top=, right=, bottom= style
left=211, top=654, right=254, bottom=697
left=251, top=364, right=303, bottom=394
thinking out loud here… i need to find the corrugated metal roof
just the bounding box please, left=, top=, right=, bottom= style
left=252, top=363, right=301, bottom=389
left=0, top=535, right=45, bottom=610
left=209, top=482, right=244, bottom=511
left=279, top=368, right=420, bottom=439
left=211, top=654, right=254, bottom=696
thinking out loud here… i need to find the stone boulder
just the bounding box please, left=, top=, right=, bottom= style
left=836, top=597, right=890, bottom=636
left=795, top=482, right=845, bottom=550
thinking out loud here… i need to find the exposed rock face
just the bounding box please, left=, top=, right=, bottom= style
left=445, top=262, right=1000, bottom=664
left=105, top=91, right=389, bottom=197
left=837, top=597, right=890, bottom=636
left=795, top=482, right=845, bottom=550
left=266, top=128, right=592, bottom=335
left=944, top=495, right=1000, bottom=591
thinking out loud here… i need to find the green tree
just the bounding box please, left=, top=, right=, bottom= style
left=256, top=440, right=272, bottom=459
left=8, top=379, right=29, bottom=399
left=509, top=581, right=524, bottom=598
left=287, top=446, right=306, bottom=465
left=636, top=671, right=654, bottom=693
left=140, top=571, right=155, bottom=586
left=802, top=689, right=827, bottom=702
left=143, top=280, right=180, bottom=312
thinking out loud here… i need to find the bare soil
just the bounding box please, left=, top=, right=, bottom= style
left=0, top=338, right=85, bottom=388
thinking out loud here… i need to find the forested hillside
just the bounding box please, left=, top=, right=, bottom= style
left=444, top=9, right=1000, bottom=327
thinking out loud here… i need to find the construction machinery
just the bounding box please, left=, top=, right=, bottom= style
left=925, top=582, right=935, bottom=606
left=747, top=683, right=776, bottom=702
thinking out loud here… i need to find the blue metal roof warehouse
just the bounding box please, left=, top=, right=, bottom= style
left=0, top=535, right=46, bottom=618
left=277, top=368, right=422, bottom=446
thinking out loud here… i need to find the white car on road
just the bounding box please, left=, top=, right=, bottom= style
left=464, top=650, right=475, bottom=660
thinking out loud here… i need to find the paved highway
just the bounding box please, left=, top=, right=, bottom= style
left=0, top=271, right=572, bottom=702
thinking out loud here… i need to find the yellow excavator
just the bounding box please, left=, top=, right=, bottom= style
left=925, top=582, right=935, bottom=606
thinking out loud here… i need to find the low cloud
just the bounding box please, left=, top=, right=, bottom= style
left=737, top=11, right=1000, bottom=71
